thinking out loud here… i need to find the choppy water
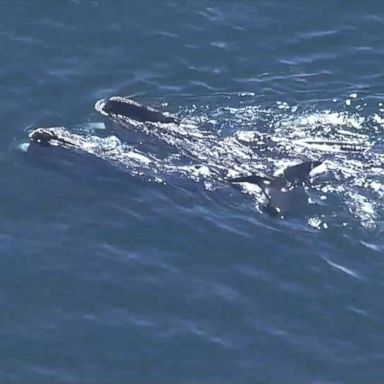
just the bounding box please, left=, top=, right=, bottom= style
left=1, top=1, right=384, bottom=382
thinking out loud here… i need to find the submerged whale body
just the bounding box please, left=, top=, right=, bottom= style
left=228, top=161, right=325, bottom=216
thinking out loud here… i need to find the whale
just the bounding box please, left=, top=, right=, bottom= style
left=94, top=96, right=182, bottom=158
left=29, top=96, right=179, bottom=147
left=227, top=160, right=326, bottom=216
left=29, top=127, right=79, bottom=148
left=95, top=96, right=179, bottom=125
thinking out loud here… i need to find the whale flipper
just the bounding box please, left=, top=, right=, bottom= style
left=229, top=161, right=324, bottom=187
left=226, top=174, right=272, bottom=186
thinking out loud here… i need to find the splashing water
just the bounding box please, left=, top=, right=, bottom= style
left=26, top=96, right=384, bottom=230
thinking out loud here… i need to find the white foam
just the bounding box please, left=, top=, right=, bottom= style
left=324, top=258, right=361, bottom=280
left=126, top=151, right=153, bottom=165
left=94, top=99, right=108, bottom=115
left=308, top=217, right=322, bottom=229
left=373, top=114, right=384, bottom=125
left=309, top=162, right=327, bottom=178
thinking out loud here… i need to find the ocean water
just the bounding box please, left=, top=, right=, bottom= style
left=1, top=1, right=384, bottom=382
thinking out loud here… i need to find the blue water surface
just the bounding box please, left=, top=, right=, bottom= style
left=1, top=1, right=384, bottom=382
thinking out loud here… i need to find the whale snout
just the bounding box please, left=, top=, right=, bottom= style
left=29, top=128, right=57, bottom=145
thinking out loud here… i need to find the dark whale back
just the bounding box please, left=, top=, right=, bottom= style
left=101, top=97, right=179, bottom=124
